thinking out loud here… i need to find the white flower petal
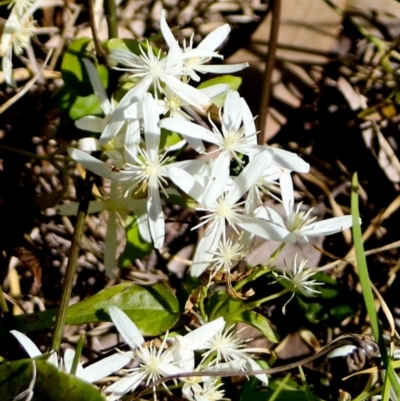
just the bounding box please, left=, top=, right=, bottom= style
left=165, top=166, right=205, bottom=203
left=159, top=118, right=217, bottom=146
left=271, top=148, right=310, bottom=173
left=227, top=150, right=273, bottom=204
left=105, top=371, right=146, bottom=401
left=191, top=222, right=224, bottom=276
left=148, top=184, right=164, bottom=249
left=237, top=214, right=292, bottom=243
left=82, top=352, right=133, bottom=383
left=328, top=345, right=357, bottom=358
left=203, top=153, right=230, bottom=207
left=280, top=170, right=294, bottom=218
left=160, top=9, right=176, bottom=48
left=83, top=58, right=112, bottom=116
left=64, top=348, right=85, bottom=377
left=241, top=355, right=269, bottom=385
left=194, top=63, right=249, bottom=75
left=108, top=306, right=144, bottom=349
left=162, top=74, right=212, bottom=112
left=75, top=116, right=106, bottom=133
left=77, top=137, right=101, bottom=151
left=198, top=23, right=230, bottom=51
left=180, top=317, right=225, bottom=350
left=69, top=148, right=113, bottom=179
left=10, top=330, right=42, bottom=358
left=301, top=215, right=356, bottom=238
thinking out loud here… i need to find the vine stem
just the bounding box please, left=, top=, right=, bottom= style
left=51, top=172, right=95, bottom=352
left=258, top=0, right=282, bottom=144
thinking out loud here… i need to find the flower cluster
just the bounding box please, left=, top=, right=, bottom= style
left=0, top=0, right=42, bottom=86
left=104, top=306, right=269, bottom=401
left=65, top=10, right=354, bottom=281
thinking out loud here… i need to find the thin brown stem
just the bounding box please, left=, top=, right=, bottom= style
left=258, top=0, right=281, bottom=144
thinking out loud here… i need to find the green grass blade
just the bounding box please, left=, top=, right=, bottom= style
left=351, top=173, right=400, bottom=397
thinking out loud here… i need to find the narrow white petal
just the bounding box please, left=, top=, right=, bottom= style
left=104, top=372, right=146, bottom=401
left=271, top=148, right=310, bottom=173
left=255, top=206, right=285, bottom=227
left=160, top=9, right=176, bottom=48
left=78, top=137, right=101, bottom=151
left=104, top=211, right=118, bottom=277
left=159, top=118, right=217, bottom=146
left=69, top=148, right=113, bottom=179
left=223, top=90, right=242, bottom=131
left=192, top=63, right=249, bottom=75
left=241, top=356, right=269, bottom=385
left=165, top=166, right=205, bottom=203
left=10, top=330, right=42, bottom=358
left=82, top=352, right=133, bottom=383
left=227, top=150, right=273, bottom=204
left=148, top=184, right=165, bottom=249
left=280, top=170, right=294, bottom=219
left=328, top=345, right=357, bottom=358
left=241, top=98, right=257, bottom=145
left=75, top=116, right=106, bottom=133
left=64, top=349, right=85, bottom=378
left=142, top=93, right=160, bottom=160
left=198, top=23, right=230, bottom=51
left=180, top=317, right=225, bottom=350
left=203, top=153, right=230, bottom=207
left=301, top=215, right=355, bottom=238
left=83, top=58, right=112, bottom=115
left=237, top=215, right=292, bottom=243
left=191, top=222, right=224, bottom=276
left=108, top=306, right=144, bottom=349
left=200, top=84, right=229, bottom=100
left=163, top=75, right=212, bottom=112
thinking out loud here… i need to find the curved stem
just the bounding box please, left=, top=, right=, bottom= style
left=245, top=287, right=291, bottom=310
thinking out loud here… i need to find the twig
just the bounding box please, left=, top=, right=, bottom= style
left=51, top=172, right=95, bottom=352
left=0, top=50, right=53, bottom=114
left=258, top=0, right=281, bottom=144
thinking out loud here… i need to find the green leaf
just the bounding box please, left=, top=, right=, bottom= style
left=69, top=93, right=103, bottom=121
left=207, top=291, right=244, bottom=320
left=227, top=310, right=279, bottom=343
left=198, top=75, right=242, bottom=108
left=0, top=359, right=105, bottom=401
left=61, top=38, right=108, bottom=96
left=118, top=215, right=153, bottom=267
left=66, top=283, right=180, bottom=336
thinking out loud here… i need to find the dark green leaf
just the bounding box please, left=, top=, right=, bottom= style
left=66, top=283, right=179, bottom=336
left=0, top=359, right=105, bottom=401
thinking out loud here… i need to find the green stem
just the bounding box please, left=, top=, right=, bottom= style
left=245, top=287, right=290, bottom=310
left=104, top=0, right=118, bottom=39
left=51, top=173, right=95, bottom=352
left=351, top=173, right=400, bottom=397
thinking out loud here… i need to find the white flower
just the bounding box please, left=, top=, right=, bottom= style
left=109, top=39, right=213, bottom=112
left=0, top=8, right=36, bottom=86
left=105, top=306, right=183, bottom=401
left=247, top=170, right=355, bottom=244
left=10, top=330, right=131, bottom=383
left=160, top=91, right=309, bottom=204
left=275, top=254, right=324, bottom=313
left=112, top=93, right=205, bottom=248
left=191, top=151, right=289, bottom=276
left=160, top=10, right=248, bottom=82
left=75, top=58, right=146, bottom=149
left=200, top=325, right=269, bottom=385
